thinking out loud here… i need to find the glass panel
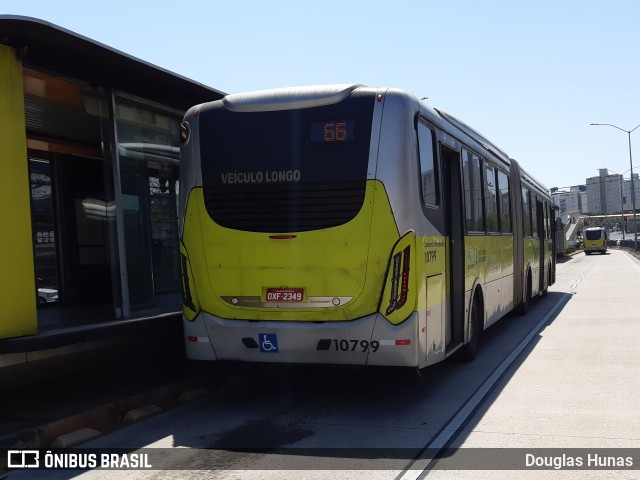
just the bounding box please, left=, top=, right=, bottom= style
left=198, top=95, right=373, bottom=233
left=497, top=170, right=511, bottom=233
left=484, top=164, right=499, bottom=232
left=545, top=204, right=550, bottom=239
left=585, top=229, right=604, bottom=240
left=418, top=123, right=439, bottom=206
left=522, top=188, right=532, bottom=236
left=29, top=157, right=59, bottom=305
left=23, top=68, right=105, bottom=146
left=24, top=68, right=117, bottom=319
left=531, top=195, right=538, bottom=236
left=462, top=149, right=484, bottom=232
left=114, top=96, right=182, bottom=313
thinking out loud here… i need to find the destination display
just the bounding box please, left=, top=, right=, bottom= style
left=309, top=120, right=354, bottom=143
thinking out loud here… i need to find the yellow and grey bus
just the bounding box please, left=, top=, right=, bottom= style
left=583, top=227, right=608, bottom=255
left=179, top=84, right=556, bottom=368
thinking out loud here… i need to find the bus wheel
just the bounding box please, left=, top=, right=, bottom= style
left=463, top=295, right=482, bottom=361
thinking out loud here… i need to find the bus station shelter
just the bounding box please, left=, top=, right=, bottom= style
left=0, top=16, right=225, bottom=372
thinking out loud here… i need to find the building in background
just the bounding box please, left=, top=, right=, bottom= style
left=582, top=169, right=640, bottom=215
left=550, top=185, right=586, bottom=218
left=586, top=169, right=624, bottom=214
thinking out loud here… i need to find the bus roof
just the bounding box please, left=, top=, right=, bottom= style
left=435, top=108, right=511, bottom=161
left=423, top=103, right=551, bottom=200
left=222, top=84, right=363, bottom=112
left=0, top=15, right=226, bottom=109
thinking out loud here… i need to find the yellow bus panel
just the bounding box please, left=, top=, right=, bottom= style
left=0, top=45, right=37, bottom=339
left=182, top=180, right=400, bottom=322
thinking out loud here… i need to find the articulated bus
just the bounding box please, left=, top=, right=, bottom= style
left=179, top=84, right=556, bottom=369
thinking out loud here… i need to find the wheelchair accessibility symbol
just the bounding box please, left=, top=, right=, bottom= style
left=259, top=333, right=279, bottom=353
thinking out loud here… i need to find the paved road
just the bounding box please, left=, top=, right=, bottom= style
left=423, top=248, right=640, bottom=479
left=6, top=250, right=640, bottom=479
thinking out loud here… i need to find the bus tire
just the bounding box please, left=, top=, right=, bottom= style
left=463, top=293, right=482, bottom=361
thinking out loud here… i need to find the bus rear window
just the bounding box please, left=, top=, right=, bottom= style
left=585, top=229, right=604, bottom=241
left=198, top=93, right=374, bottom=232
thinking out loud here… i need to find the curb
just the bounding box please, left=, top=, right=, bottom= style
left=0, top=373, right=216, bottom=450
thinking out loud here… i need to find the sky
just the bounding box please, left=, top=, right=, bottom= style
left=2, top=0, right=640, bottom=190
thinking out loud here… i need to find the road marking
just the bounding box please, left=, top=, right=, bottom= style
left=396, top=292, right=572, bottom=480
left=570, top=257, right=598, bottom=292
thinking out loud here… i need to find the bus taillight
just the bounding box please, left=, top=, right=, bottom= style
left=397, top=247, right=411, bottom=309
left=386, top=246, right=411, bottom=315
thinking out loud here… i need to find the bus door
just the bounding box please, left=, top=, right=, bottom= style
left=527, top=194, right=539, bottom=296
left=440, top=145, right=465, bottom=352
left=537, top=198, right=546, bottom=293
left=550, top=205, right=557, bottom=283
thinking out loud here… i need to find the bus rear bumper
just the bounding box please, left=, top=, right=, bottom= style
left=183, top=312, right=420, bottom=367
left=584, top=246, right=607, bottom=253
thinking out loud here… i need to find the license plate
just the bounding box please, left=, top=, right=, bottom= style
left=265, top=287, right=304, bottom=302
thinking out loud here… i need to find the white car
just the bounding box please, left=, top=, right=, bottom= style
left=38, top=288, right=58, bottom=304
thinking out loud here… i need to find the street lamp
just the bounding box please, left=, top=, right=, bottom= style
left=590, top=123, right=640, bottom=251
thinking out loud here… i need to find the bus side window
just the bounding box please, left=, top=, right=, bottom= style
left=484, top=163, right=499, bottom=233
left=522, top=188, right=532, bottom=237
left=544, top=203, right=550, bottom=239
left=462, top=149, right=484, bottom=232
left=417, top=122, right=439, bottom=207
left=531, top=195, right=538, bottom=237
left=497, top=169, right=511, bottom=233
